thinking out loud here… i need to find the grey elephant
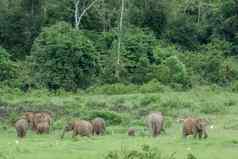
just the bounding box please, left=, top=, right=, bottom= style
left=61, top=120, right=93, bottom=139
left=146, top=112, right=165, bottom=137
left=92, top=117, right=106, bottom=136
left=128, top=128, right=136, bottom=136
left=15, top=118, right=29, bottom=138
left=36, top=121, right=50, bottom=134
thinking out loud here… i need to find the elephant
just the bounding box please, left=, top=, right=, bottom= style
left=32, top=112, right=52, bottom=131
left=128, top=128, right=136, bottom=136
left=146, top=112, right=165, bottom=137
left=32, top=112, right=43, bottom=131
left=61, top=120, right=93, bottom=139
left=36, top=121, right=50, bottom=134
left=40, top=112, right=53, bottom=125
left=182, top=117, right=208, bottom=139
left=23, top=112, right=35, bottom=129
left=91, top=117, right=106, bottom=136
left=15, top=118, right=28, bottom=138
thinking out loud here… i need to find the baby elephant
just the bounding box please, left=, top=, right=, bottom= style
left=92, top=117, right=106, bottom=136
left=182, top=117, right=208, bottom=139
left=61, top=120, right=93, bottom=139
left=15, top=118, right=29, bottom=138
left=128, top=128, right=136, bottom=136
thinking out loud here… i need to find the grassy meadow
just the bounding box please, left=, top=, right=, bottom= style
left=1, top=87, right=238, bottom=159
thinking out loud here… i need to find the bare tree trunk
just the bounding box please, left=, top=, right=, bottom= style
left=115, top=0, right=125, bottom=81
left=74, top=0, right=100, bottom=30
left=74, top=0, right=80, bottom=30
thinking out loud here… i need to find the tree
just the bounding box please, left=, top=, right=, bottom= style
left=128, top=0, right=169, bottom=36
left=74, top=0, right=101, bottom=30
left=115, top=0, right=125, bottom=81
left=30, top=22, right=99, bottom=91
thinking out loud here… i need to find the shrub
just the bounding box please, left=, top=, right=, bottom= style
left=199, top=102, right=226, bottom=114
left=30, top=22, right=98, bottom=91
left=139, top=95, right=160, bottom=106
left=231, top=80, right=238, bottom=92
left=139, top=79, right=167, bottom=93
left=120, top=28, right=157, bottom=84
left=163, top=56, right=188, bottom=85
left=87, top=83, right=138, bottom=95
left=187, top=153, right=197, bottom=159
left=105, top=145, right=176, bottom=159
left=87, top=111, right=123, bottom=125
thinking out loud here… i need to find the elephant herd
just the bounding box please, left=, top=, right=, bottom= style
left=15, top=111, right=209, bottom=140
left=15, top=111, right=52, bottom=137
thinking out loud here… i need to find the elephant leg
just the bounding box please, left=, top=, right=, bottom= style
left=198, top=132, right=202, bottom=139
left=192, top=127, right=198, bottom=139
left=203, top=128, right=208, bottom=139
left=72, top=130, right=77, bottom=138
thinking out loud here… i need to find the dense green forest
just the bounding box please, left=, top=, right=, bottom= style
left=0, top=0, right=238, bottom=91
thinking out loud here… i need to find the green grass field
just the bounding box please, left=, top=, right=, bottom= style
left=1, top=114, right=238, bottom=159
left=1, top=88, right=238, bottom=159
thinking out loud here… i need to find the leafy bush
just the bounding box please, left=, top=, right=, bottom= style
left=187, top=153, right=197, bottom=159
left=105, top=145, right=176, bottom=159
left=180, top=45, right=238, bottom=86
left=30, top=22, right=98, bottom=91
left=152, top=45, right=190, bottom=88
left=139, top=79, right=167, bottom=93
left=231, top=80, right=238, bottom=92
left=87, top=110, right=123, bottom=125
left=199, top=102, right=226, bottom=114
left=121, top=28, right=157, bottom=84
left=163, top=56, right=188, bottom=85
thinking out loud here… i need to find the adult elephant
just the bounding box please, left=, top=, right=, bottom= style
left=182, top=117, right=208, bottom=139
left=61, top=120, right=93, bottom=139
left=146, top=112, right=165, bottom=137
left=92, top=117, right=106, bottom=136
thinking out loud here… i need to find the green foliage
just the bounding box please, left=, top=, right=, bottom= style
left=163, top=56, right=188, bottom=85
left=30, top=22, right=98, bottom=91
left=180, top=42, right=238, bottom=86
left=217, top=0, right=238, bottom=55
left=88, top=111, right=123, bottom=125
left=187, top=153, right=197, bottom=159
left=231, top=80, right=238, bottom=92
left=128, top=0, right=169, bottom=36
left=0, top=47, right=17, bottom=83
left=165, top=16, right=203, bottom=50
left=105, top=145, right=175, bottom=159
left=87, top=83, right=138, bottom=95
left=121, top=28, right=157, bottom=84
left=98, top=27, right=157, bottom=84
left=139, top=79, right=166, bottom=93
left=87, top=80, right=166, bottom=95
